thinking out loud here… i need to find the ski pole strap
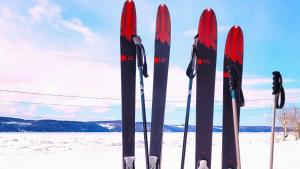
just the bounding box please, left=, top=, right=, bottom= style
left=272, top=71, right=285, bottom=109
left=186, top=35, right=198, bottom=79
left=227, top=65, right=245, bottom=107
left=133, top=35, right=149, bottom=78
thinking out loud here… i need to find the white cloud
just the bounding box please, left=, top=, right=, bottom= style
left=1, top=7, right=25, bottom=21
left=243, top=76, right=295, bottom=87
left=218, top=25, right=230, bottom=34
left=61, top=18, right=96, bottom=43
left=0, top=0, right=120, bottom=120
left=28, top=0, right=96, bottom=43
left=28, top=0, right=61, bottom=22
left=182, top=29, right=197, bottom=37
left=162, top=69, right=300, bottom=110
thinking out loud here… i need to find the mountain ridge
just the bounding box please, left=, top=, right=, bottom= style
left=0, top=117, right=282, bottom=132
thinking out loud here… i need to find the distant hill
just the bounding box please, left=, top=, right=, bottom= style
left=0, top=117, right=282, bottom=132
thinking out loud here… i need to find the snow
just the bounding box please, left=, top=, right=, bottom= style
left=98, top=123, right=116, bottom=130
left=1, top=122, right=32, bottom=126
left=174, top=125, right=185, bottom=128
left=0, top=132, right=299, bottom=169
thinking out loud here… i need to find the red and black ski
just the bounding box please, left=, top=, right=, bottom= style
left=149, top=4, right=171, bottom=169
left=222, top=26, right=244, bottom=169
left=195, top=9, right=217, bottom=169
left=120, top=1, right=136, bottom=168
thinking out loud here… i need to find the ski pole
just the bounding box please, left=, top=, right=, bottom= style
left=227, top=65, right=244, bottom=169
left=180, top=36, right=198, bottom=169
left=133, top=35, right=150, bottom=169
left=269, top=71, right=285, bottom=169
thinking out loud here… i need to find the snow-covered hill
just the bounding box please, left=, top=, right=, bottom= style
left=0, top=117, right=282, bottom=132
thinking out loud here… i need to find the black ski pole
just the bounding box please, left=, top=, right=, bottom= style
left=227, top=65, right=244, bottom=169
left=180, top=36, right=198, bottom=169
left=133, top=35, right=150, bottom=169
left=269, top=71, right=285, bottom=169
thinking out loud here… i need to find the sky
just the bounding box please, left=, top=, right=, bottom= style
left=0, top=0, right=299, bottom=126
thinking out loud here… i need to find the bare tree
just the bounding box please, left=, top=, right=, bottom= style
left=289, top=108, right=300, bottom=140
left=278, top=110, right=289, bottom=141
left=298, top=121, right=300, bottom=140
left=278, top=106, right=300, bottom=140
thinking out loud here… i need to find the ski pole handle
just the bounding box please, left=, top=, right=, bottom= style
left=186, top=35, right=198, bottom=79
left=133, top=35, right=148, bottom=78
left=133, top=36, right=143, bottom=67
left=272, top=71, right=285, bottom=109
left=272, top=71, right=282, bottom=95
left=227, top=65, right=238, bottom=92
left=227, top=65, right=245, bottom=107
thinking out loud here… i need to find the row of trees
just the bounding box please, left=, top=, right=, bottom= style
left=278, top=106, right=300, bottom=140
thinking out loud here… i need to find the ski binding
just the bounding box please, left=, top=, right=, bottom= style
left=124, top=156, right=135, bottom=169
left=197, top=160, right=209, bottom=169
left=149, top=156, right=159, bottom=169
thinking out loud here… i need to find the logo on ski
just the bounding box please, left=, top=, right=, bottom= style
left=154, top=57, right=168, bottom=64
left=197, top=58, right=211, bottom=65
left=121, top=55, right=135, bottom=62
left=224, top=72, right=229, bottom=78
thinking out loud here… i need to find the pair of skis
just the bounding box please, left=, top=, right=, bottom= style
left=120, top=1, right=171, bottom=169
left=180, top=9, right=245, bottom=169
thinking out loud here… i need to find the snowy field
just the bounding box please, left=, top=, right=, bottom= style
left=0, top=132, right=299, bottom=169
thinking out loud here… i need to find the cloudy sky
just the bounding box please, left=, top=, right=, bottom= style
left=0, top=0, right=299, bottom=126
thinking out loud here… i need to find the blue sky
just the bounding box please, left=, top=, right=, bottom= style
left=0, top=0, right=299, bottom=126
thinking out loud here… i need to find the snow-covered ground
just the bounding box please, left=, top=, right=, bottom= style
left=0, top=132, right=299, bottom=169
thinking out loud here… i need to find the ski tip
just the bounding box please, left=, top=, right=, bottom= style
left=197, top=8, right=217, bottom=50
left=121, top=0, right=137, bottom=39
left=158, top=3, right=170, bottom=15
left=123, top=0, right=135, bottom=9
left=231, top=25, right=243, bottom=32
left=155, top=3, right=171, bottom=45
left=203, top=8, right=215, bottom=14
left=225, top=25, right=244, bottom=64
left=159, top=3, right=166, bottom=7
left=125, top=0, right=134, bottom=3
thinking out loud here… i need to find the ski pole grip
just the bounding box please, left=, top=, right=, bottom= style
left=132, top=36, right=143, bottom=67
left=227, top=65, right=238, bottom=91
left=132, top=35, right=148, bottom=77
left=272, top=71, right=285, bottom=108
left=272, top=71, right=282, bottom=95
left=186, top=47, right=197, bottom=79
left=186, top=35, right=199, bottom=79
